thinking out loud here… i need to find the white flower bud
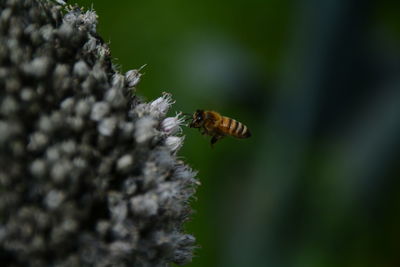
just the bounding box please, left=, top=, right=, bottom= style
left=130, top=194, right=158, bottom=217
left=91, top=101, right=110, bottom=121
left=135, top=117, right=157, bottom=143
left=54, top=0, right=66, bottom=5
left=125, top=70, right=141, bottom=88
left=116, top=154, right=134, bottom=172
left=111, top=73, right=125, bottom=89
left=165, top=136, right=184, bottom=152
left=173, top=165, right=199, bottom=183
left=82, top=11, right=98, bottom=29
left=149, top=92, right=175, bottom=118
left=161, top=113, right=184, bottom=135
left=125, top=65, right=146, bottom=88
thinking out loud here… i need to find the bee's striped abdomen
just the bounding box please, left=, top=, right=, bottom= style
left=220, top=116, right=251, bottom=138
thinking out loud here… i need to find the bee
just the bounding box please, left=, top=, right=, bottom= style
left=188, top=110, right=251, bottom=146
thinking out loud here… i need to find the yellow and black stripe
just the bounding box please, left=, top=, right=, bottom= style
left=220, top=116, right=251, bottom=138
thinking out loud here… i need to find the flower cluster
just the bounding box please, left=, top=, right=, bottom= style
left=0, top=0, right=198, bottom=266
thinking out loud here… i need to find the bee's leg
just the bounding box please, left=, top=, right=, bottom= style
left=210, top=135, right=222, bottom=147
left=199, top=128, right=207, bottom=135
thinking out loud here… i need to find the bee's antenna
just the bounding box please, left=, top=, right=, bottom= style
left=180, top=113, right=192, bottom=127
left=182, top=113, right=192, bottom=121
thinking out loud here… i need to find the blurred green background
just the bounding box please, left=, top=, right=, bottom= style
left=74, top=0, right=400, bottom=266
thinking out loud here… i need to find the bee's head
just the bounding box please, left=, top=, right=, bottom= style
left=189, top=110, right=204, bottom=128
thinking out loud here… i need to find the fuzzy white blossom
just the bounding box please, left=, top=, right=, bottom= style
left=125, top=69, right=142, bottom=88
left=135, top=117, right=157, bottom=143
left=149, top=92, right=175, bottom=117
left=161, top=112, right=185, bottom=135
left=125, top=64, right=146, bottom=88
left=165, top=136, right=185, bottom=152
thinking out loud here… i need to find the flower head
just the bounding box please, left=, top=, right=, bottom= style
left=161, top=112, right=185, bottom=135
left=149, top=92, right=175, bottom=118
left=165, top=136, right=185, bottom=153
left=0, top=1, right=198, bottom=266
left=125, top=65, right=146, bottom=88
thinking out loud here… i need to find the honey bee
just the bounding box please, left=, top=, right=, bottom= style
left=188, top=110, right=251, bottom=146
